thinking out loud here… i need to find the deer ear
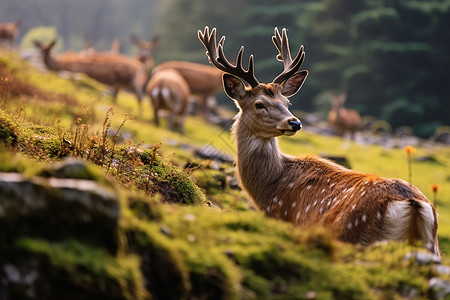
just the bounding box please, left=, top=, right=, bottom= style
left=223, top=73, right=246, bottom=101
left=281, top=70, right=308, bottom=97
left=33, top=40, right=42, bottom=48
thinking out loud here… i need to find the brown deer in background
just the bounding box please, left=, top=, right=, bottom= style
left=153, top=61, right=223, bottom=118
left=34, top=39, right=147, bottom=108
left=0, top=20, right=21, bottom=47
left=146, top=68, right=190, bottom=133
left=328, top=92, right=361, bottom=140
left=130, top=34, right=160, bottom=71
left=199, top=27, right=439, bottom=256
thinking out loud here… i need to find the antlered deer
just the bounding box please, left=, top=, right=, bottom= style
left=34, top=39, right=146, bottom=107
left=146, top=68, right=190, bottom=133
left=198, top=27, right=439, bottom=255
left=153, top=61, right=223, bottom=118
left=328, top=92, right=361, bottom=139
left=0, top=20, right=21, bottom=46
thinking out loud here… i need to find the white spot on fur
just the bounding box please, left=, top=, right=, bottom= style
left=322, top=188, right=326, bottom=193
left=296, top=211, right=300, bottom=220
left=273, top=196, right=278, bottom=203
left=307, top=185, right=312, bottom=190
left=355, top=219, right=359, bottom=227
left=278, top=200, right=283, bottom=207
left=343, top=188, right=347, bottom=193
left=161, top=87, right=170, bottom=99
left=330, top=183, right=335, bottom=188
left=151, top=87, right=160, bottom=99
left=347, top=223, right=352, bottom=229
left=377, top=212, right=382, bottom=220
left=327, top=178, right=331, bottom=184
left=291, top=202, right=296, bottom=208
left=351, top=204, right=356, bottom=210
left=305, top=204, right=310, bottom=213
left=288, top=183, right=294, bottom=189
left=362, top=215, right=367, bottom=222
left=313, top=200, right=317, bottom=206
left=284, top=210, right=287, bottom=216
left=267, top=207, right=270, bottom=213
left=319, top=207, right=323, bottom=214
left=361, top=191, right=366, bottom=197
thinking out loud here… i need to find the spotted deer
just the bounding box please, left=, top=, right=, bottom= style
left=198, top=27, right=439, bottom=255
left=0, top=20, right=21, bottom=47
left=146, top=68, right=191, bottom=133
left=34, top=39, right=146, bottom=108
left=328, top=92, right=361, bottom=140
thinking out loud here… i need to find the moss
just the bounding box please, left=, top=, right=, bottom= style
left=0, top=109, right=19, bottom=146
left=136, top=149, right=208, bottom=206
left=6, top=238, right=148, bottom=300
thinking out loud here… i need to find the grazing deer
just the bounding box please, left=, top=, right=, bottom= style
left=0, top=20, right=21, bottom=46
left=153, top=61, right=223, bottom=118
left=130, top=34, right=160, bottom=71
left=198, top=27, right=439, bottom=256
left=34, top=39, right=146, bottom=108
left=146, top=68, right=190, bottom=133
left=328, top=92, right=361, bottom=140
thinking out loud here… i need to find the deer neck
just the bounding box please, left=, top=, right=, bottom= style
left=232, top=115, right=286, bottom=206
left=42, top=53, right=59, bottom=71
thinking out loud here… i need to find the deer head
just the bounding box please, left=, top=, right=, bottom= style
left=130, top=34, right=160, bottom=66
left=198, top=27, right=308, bottom=138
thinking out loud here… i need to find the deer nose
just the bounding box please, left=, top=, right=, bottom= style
left=288, top=119, right=302, bottom=131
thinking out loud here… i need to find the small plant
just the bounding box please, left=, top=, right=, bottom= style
left=403, top=145, right=416, bottom=183
left=431, top=184, right=440, bottom=208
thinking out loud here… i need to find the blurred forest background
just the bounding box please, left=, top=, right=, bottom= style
left=1, top=0, right=449, bottom=138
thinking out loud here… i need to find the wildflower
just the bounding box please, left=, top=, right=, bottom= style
left=431, top=184, right=440, bottom=193
left=431, top=184, right=440, bottom=208
left=403, top=145, right=416, bottom=154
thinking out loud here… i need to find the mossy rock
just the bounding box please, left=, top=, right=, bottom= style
left=0, top=167, right=120, bottom=254
left=0, top=109, right=19, bottom=146
left=1, top=238, right=147, bottom=300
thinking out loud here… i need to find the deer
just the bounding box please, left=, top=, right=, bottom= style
left=198, top=27, right=440, bottom=256
left=33, top=39, right=147, bottom=108
left=153, top=61, right=223, bottom=118
left=146, top=68, right=191, bottom=133
left=328, top=92, right=361, bottom=140
left=130, top=34, right=160, bottom=71
left=0, top=20, right=21, bottom=47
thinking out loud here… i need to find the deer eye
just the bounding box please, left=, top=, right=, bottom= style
left=255, top=103, right=265, bottom=109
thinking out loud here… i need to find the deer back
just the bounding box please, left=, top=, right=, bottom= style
left=154, top=61, right=223, bottom=96
left=146, top=68, right=190, bottom=115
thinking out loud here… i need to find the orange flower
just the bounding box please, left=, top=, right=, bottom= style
left=403, top=145, right=416, bottom=154
left=431, top=184, right=440, bottom=193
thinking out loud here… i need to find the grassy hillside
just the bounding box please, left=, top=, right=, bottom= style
left=1, top=49, right=450, bottom=299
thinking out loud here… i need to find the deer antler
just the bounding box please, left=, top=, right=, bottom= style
left=272, top=28, right=305, bottom=85
left=198, top=26, right=259, bottom=88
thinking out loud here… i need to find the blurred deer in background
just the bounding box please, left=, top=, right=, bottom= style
left=0, top=20, right=21, bottom=47
left=34, top=39, right=147, bottom=108
left=146, top=68, right=190, bottom=133
left=198, top=26, right=439, bottom=256
left=153, top=61, right=223, bottom=119
left=328, top=92, right=361, bottom=140
left=130, top=34, right=160, bottom=71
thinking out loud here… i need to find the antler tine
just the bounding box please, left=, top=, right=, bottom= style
left=272, top=27, right=306, bottom=84
left=198, top=26, right=259, bottom=87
